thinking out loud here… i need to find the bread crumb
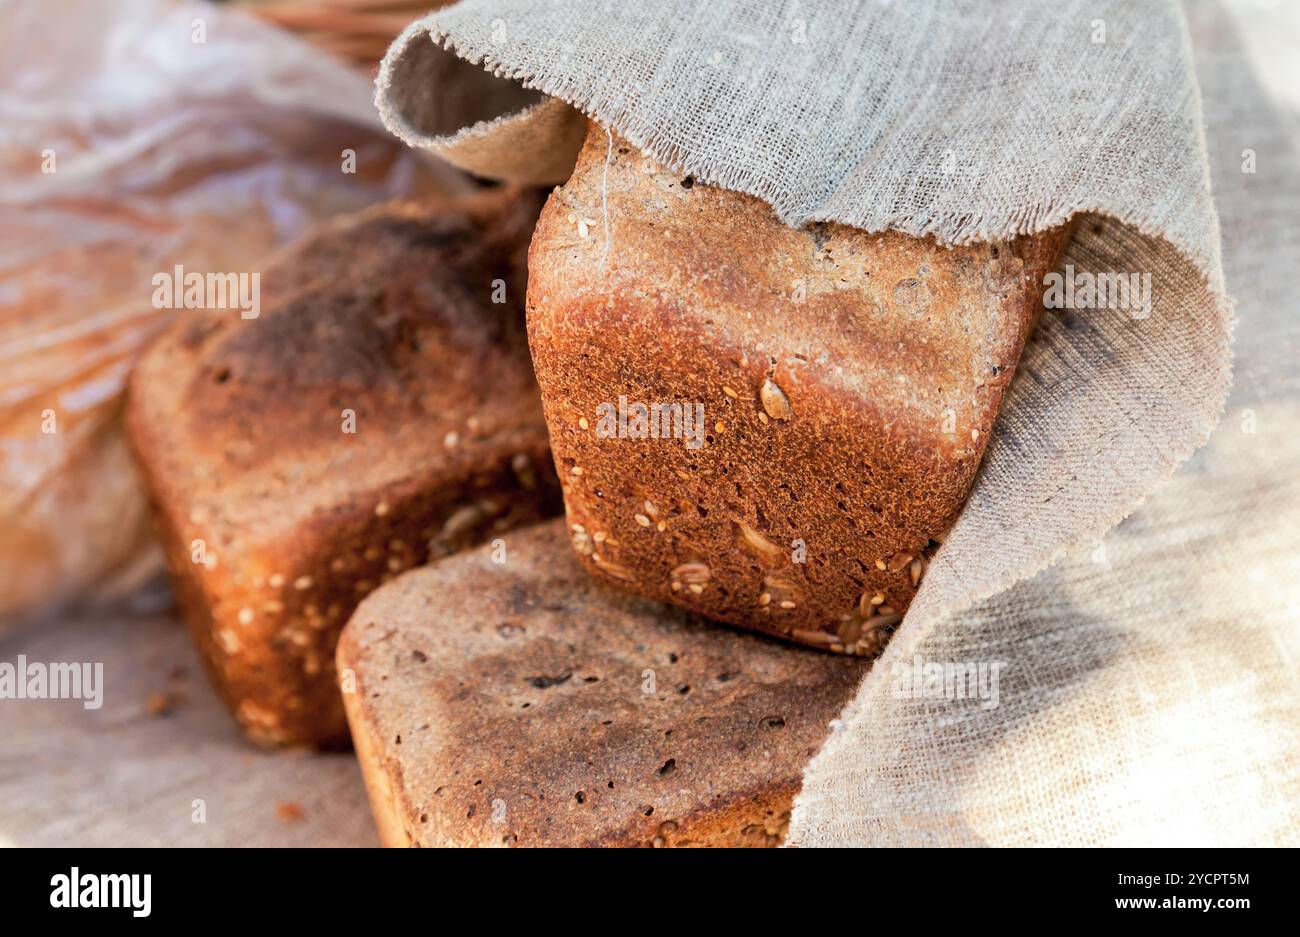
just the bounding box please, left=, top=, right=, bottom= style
left=276, top=802, right=306, bottom=823
left=146, top=691, right=177, bottom=717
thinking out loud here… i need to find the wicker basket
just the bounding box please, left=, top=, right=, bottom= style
left=240, top=0, right=450, bottom=67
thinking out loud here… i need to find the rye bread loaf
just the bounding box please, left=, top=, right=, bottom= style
left=526, top=122, right=1072, bottom=653
left=126, top=190, right=561, bottom=747
left=338, top=519, right=864, bottom=847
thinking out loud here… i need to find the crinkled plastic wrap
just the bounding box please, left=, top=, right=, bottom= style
left=0, top=0, right=468, bottom=624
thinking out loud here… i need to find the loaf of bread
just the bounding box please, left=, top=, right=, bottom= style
left=338, top=520, right=863, bottom=846
left=127, top=190, right=561, bottom=747
left=526, top=122, right=1072, bottom=652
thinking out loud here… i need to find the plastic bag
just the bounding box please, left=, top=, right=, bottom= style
left=0, top=0, right=467, bottom=624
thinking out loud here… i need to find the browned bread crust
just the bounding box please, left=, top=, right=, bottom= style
left=127, top=190, right=561, bottom=747
left=526, top=123, right=1071, bottom=652
left=338, top=520, right=864, bottom=847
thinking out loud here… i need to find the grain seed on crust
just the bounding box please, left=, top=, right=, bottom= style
left=791, top=628, right=838, bottom=646
left=735, top=518, right=782, bottom=559
left=671, top=562, right=711, bottom=584
left=594, top=555, right=638, bottom=582
left=759, top=377, right=792, bottom=420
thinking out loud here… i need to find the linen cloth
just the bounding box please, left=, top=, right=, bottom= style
left=792, top=0, right=1300, bottom=846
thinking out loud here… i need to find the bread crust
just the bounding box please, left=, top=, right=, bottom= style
left=526, top=123, right=1071, bottom=651
left=127, top=190, right=561, bottom=746
left=338, top=520, right=864, bottom=847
